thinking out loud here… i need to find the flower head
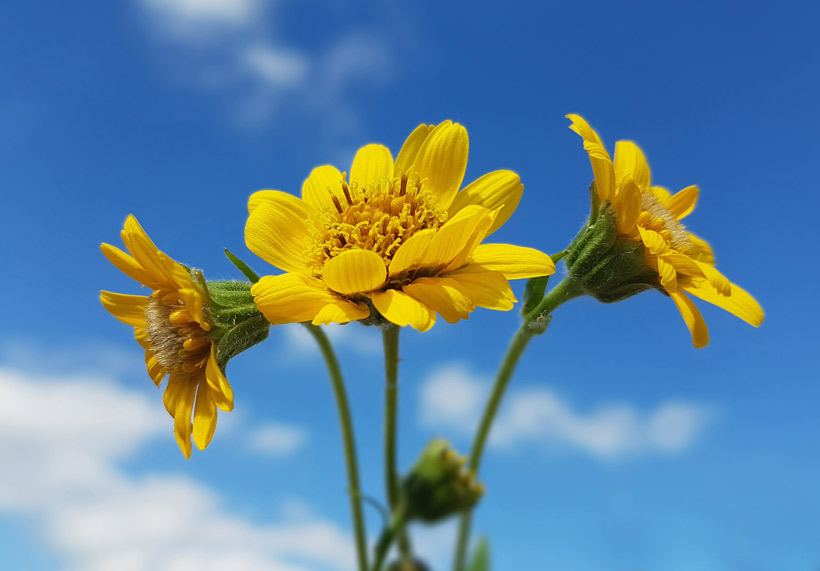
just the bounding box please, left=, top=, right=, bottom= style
left=566, top=114, right=764, bottom=347
left=100, top=216, right=240, bottom=458
left=245, top=121, right=555, bottom=331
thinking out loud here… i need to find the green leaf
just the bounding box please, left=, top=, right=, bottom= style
left=466, top=537, right=490, bottom=571
left=224, top=248, right=261, bottom=283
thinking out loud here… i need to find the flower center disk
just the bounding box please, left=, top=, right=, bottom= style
left=145, top=290, right=211, bottom=376
left=310, top=175, right=448, bottom=272
left=638, top=190, right=692, bottom=252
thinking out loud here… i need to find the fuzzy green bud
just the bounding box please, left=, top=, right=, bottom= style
left=400, top=439, right=484, bottom=523
left=564, top=200, right=661, bottom=303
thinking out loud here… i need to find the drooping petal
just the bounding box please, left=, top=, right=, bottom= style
left=372, top=289, right=436, bottom=332
left=245, top=196, right=316, bottom=274
left=321, top=249, right=387, bottom=295
left=656, top=256, right=678, bottom=291
left=469, top=244, right=555, bottom=279
left=145, top=353, right=166, bottom=387
left=614, top=140, right=651, bottom=191
left=667, top=185, right=699, bottom=220
left=301, top=165, right=348, bottom=211
left=251, top=273, right=338, bottom=325
left=350, top=144, right=394, bottom=189
left=615, top=177, right=642, bottom=234
left=403, top=277, right=475, bottom=324
left=312, top=300, right=371, bottom=326
left=170, top=375, right=198, bottom=459
left=681, top=280, right=764, bottom=327
left=669, top=291, right=710, bottom=349
left=566, top=114, right=615, bottom=202
left=388, top=229, right=436, bottom=275
left=100, top=291, right=148, bottom=327
left=395, top=124, right=435, bottom=175
left=447, top=267, right=516, bottom=311
left=412, top=121, right=469, bottom=209
left=447, top=170, right=523, bottom=236
left=205, top=345, right=234, bottom=411
left=192, top=383, right=218, bottom=450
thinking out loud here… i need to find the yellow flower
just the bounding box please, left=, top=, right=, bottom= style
left=100, top=216, right=234, bottom=458
left=566, top=114, right=764, bottom=348
left=245, top=121, right=555, bottom=331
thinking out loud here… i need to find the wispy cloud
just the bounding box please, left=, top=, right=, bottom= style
left=0, top=367, right=354, bottom=571
left=419, top=364, right=714, bottom=459
left=134, top=0, right=396, bottom=130
left=247, top=421, right=309, bottom=456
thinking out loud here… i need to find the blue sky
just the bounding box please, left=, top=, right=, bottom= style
left=1, top=0, right=818, bottom=569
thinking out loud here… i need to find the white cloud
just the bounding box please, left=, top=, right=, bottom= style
left=247, top=421, right=309, bottom=456
left=243, top=44, right=309, bottom=87
left=139, top=0, right=264, bottom=31
left=419, top=364, right=714, bottom=459
left=0, top=367, right=355, bottom=571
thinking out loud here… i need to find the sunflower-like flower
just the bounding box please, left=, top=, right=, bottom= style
left=100, top=216, right=240, bottom=458
left=565, top=114, right=764, bottom=347
left=245, top=121, right=555, bottom=331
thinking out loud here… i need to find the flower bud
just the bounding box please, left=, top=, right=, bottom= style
left=400, top=439, right=484, bottom=523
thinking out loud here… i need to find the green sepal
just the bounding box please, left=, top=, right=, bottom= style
left=214, top=314, right=270, bottom=368
left=521, top=275, right=549, bottom=316
left=224, top=248, right=261, bottom=283
left=466, top=537, right=490, bottom=571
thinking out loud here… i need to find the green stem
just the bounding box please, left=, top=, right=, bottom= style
left=371, top=509, right=408, bottom=571
left=452, top=277, right=586, bottom=571
left=305, top=324, right=368, bottom=571
left=381, top=324, right=414, bottom=561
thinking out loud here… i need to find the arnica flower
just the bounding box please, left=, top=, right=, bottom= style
left=245, top=121, right=555, bottom=331
left=100, top=216, right=250, bottom=458
left=565, top=114, right=764, bottom=348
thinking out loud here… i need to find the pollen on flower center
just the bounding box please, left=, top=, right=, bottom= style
left=639, top=191, right=693, bottom=252
left=310, top=174, right=448, bottom=270
left=145, top=290, right=212, bottom=376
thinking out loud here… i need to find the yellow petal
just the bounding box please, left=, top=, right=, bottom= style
left=424, top=205, right=489, bottom=269
left=441, top=207, right=497, bottom=274
left=372, top=289, right=437, bottom=332
left=681, top=280, right=764, bottom=327
left=145, top=353, right=166, bottom=387
left=120, top=215, right=173, bottom=287
left=693, top=261, right=731, bottom=296
left=395, top=123, right=435, bottom=175
left=447, top=170, right=523, bottom=236
left=321, top=249, right=387, bottom=295
left=163, top=375, right=185, bottom=417
left=669, top=291, right=710, bottom=349
left=245, top=195, right=315, bottom=274
left=312, top=300, right=371, bottom=325
left=205, top=345, right=234, bottom=411
left=100, top=243, right=158, bottom=288
left=566, top=114, right=615, bottom=203
left=251, top=273, right=337, bottom=325
left=615, top=177, right=642, bottom=234
left=667, top=185, right=699, bottom=220
left=350, top=144, right=394, bottom=189
left=614, top=140, right=651, bottom=190
left=649, top=186, right=672, bottom=205
left=657, top=256, right=678, bottom=291
left=686, top=233, right=715, bottom=265
left=170, top=375, right=197, bottom=458
left=447, top=267, right=516, bottom=311
left=469, top=244, right=555, bottom=279
left=192, top=383, right=218, bottom=450
left=403, top=277, right=474, bottom=324
left=637, top=226, right=670, bottom=255
left=301, top=165, right=348, bottom=211
left=100, top=291, right=148, bottom=327
left=388, top=229, right=436, bottom=275
left=135, top=327, right=151, bottom=349
left=412, top=121, right=469, bottom=209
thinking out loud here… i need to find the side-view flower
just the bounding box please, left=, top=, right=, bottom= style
left=100, top=216, right=240, bottom=457
left=245, top=121, right=555, bottom=331
left=565, top=114, right=764, bottom=347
